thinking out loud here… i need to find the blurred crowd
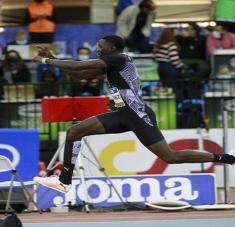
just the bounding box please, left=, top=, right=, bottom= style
left=1, top=0, right=235, bottom=102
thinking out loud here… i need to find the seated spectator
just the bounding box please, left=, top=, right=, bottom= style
left=206, top=24, right=235, bottom=57
left=76, top=47, right=91, bottom=61
left=116, top=0, right=157, bottom=53
left=70, top=47, right=104, bottom=96
left=3, top=29, right=29, bottom=55
left=70, top=76, right=103, bottom=97
left=153, top=28, right=183, bottom=88
left=25, top=0, right=56, bottom=43
left=37, top=64, right=65, bottom=82
left=36, top=64, right=65, bottom=98
left=176, top=23, right=210, bottom=81
left=0, top=50, right=31, bottom=84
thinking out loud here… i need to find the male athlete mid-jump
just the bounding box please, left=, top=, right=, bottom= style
left=33, top=35, right=235, bottom=193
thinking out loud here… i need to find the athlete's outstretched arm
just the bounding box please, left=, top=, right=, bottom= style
left=33, top=46, right=107, bottom=71
left=36, top=47, right=105, bottom=77
left=62, top=68, right=105, bottom=79
left=34, top=55, right=106, bottom=71
left=49, top=58, right=106, bottom=70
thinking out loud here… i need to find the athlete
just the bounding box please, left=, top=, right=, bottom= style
left=33, top=35, right=235, bottom=193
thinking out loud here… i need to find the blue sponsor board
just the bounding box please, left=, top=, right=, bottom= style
left=36, top=174, right=216, bottom=209
left=0, top=129, right=39, bottom=181
left=0, top=24, right=161, bottom=59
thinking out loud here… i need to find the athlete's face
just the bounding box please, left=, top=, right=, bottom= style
left=96, top=39, right=116, bottom=57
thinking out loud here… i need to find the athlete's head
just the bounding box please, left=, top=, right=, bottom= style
left=97, top=35, right=125, bottom=57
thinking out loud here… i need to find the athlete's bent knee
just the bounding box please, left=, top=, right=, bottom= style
left=66, top=126, right=82, bottom=141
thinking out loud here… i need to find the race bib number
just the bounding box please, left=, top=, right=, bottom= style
left=110, top=87, right=125, bottom=108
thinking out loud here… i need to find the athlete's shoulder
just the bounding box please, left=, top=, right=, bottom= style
left=119, top=53, right=133, bottom=62
left=101, top=53, right=126, bottom=69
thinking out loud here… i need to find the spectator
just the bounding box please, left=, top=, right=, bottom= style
left=36, top=67, right=59, bottom=98
left=176, top=24, right=206, bottom=59
left=176, top=24, right=210, bottom=81
left=25, top=0, right=56, bottom=43
left=116, top=0, right=157, bottom=53
left=115, top=0, right=141, bottom=16
left=70, top=47, right=104, bottom=96
left=0, top=50, right=31, bottom=83
left=37, top=64, right=65, bottom=82
left=206, top=24, right=235, bottom=57
left=3, top=29, right=29, bottom=55
left=36, top=64, right=65, bottom=98
left=76, top=47, right=91, bottom=61
left=153, top=28, right=183, bottom=87
left=71, top=76, right=103, bottom=96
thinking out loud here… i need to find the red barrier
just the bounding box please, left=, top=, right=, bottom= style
left=41, top=97, right=110, bottom=123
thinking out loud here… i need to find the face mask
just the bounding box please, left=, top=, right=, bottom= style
left=78, top=55, right=89, bottom=61
left=212, top=31, right=222, bottom=39
left=16, top=40, right=27, bottom=45
left=8, top=57, right=18, bottom=63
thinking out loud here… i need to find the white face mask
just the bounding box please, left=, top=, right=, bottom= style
left=78, top=55, right=89, bottom=61
left=212, top=31, right=222, bottom=39
left=16, top=40, right=27, bottom=45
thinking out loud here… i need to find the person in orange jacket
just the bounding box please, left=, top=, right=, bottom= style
left=25, top=0, right=56, bottom=43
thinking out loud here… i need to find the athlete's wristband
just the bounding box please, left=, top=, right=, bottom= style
left=41, top=57, right=49, bottom=64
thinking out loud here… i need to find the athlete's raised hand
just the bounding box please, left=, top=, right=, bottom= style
left=32, top=55, right=43, bottom=63
left=37, top=46, right=56, bottom=59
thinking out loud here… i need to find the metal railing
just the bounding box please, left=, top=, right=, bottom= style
left=1, top=79, right=235, bottom=142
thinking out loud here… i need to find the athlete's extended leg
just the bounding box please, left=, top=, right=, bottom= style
left=147, top=139, right=235, bottom=164
left=34, top=116, right=106, bottom=192
left=34, top=111, right=129, bottom=193
left=59, top=116, right=106, bottom=185
left=131, top=110, right=235, bottom=165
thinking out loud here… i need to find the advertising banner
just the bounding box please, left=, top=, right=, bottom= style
left=59, top=129, right=232, bottom=177
left=36, top=174, right=216, bottom=209
left=0, top=129, right=39, bottom=181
